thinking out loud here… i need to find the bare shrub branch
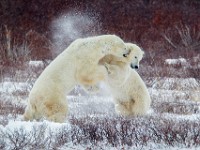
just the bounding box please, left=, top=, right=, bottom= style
left=162, top=23, right=200, bottom=57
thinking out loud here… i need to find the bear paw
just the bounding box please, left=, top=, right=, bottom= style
left=104, top=62, right=112, bottom=74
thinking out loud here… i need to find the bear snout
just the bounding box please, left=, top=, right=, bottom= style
left=131, top=64, right=139, bottom=69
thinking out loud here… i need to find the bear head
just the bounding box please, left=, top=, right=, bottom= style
left=123, top=43, right=144, bottom=69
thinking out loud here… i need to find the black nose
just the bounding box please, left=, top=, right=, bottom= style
left=131, top=64, right=139, bottom=69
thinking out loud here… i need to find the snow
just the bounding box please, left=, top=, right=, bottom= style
left=29, top=60, right=44, bottom=67
left=1, top=120, right=71, bottom=133
left=0, top=60, right=200, bottom=149
left=151, top=77, right=199, bottom=90
left=51, top=12, right=102, bottom=54
left=0, top=81, right=29, bottom=93
left=165, top=58, right=187, bottom=65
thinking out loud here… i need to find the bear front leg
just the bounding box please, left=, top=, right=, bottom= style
left=44, top=100, right=68, bottom=123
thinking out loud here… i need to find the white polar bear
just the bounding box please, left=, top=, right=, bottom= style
left=23, top=35, right=129, bottom=122
left=100, top=43, right=151, bottom=116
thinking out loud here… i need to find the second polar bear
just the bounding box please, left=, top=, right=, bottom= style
left=100, top=43, right=151, bottom=116
left=23, top=35, right=129, bottom=122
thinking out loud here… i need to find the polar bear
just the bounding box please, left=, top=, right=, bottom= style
left=23, top=35, right=129, bottom=122
left=99, top=43, right=151, bottom=116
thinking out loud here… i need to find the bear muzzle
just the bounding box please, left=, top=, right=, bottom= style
left=131, top=64, right=139, bottom=69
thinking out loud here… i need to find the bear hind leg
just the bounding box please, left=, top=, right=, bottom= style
left=115, top=100, right=135, bottom=116
left=23, top=103, right=41, bottom=121
left=44, top=101, right=68, bottom=123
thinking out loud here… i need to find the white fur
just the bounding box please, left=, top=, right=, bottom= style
left=101, top=43, right=151, bottom=116
left=106, top=65, right=151, bottom=116
left=23, top=35, right=128, bottom=122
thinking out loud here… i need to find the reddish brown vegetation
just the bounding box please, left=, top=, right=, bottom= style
left=0, top=0, right=199, bottom=60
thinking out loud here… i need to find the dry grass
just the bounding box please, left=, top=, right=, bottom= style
left=0, top=1, right=199, bottom=149
left=139, top=54, right=200, bottom=79
left=0, top=70, right=199, bottom=149
left=152, top=101, right=200, bottom=114
left=1, top=115, right=200, bottom=149
left=0, top=24, right=199, bottom=148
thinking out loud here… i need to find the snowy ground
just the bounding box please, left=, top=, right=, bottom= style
left=0, top=60, right=199, bottom=149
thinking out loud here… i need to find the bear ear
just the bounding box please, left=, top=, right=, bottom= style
left=142, top=50, right=145, bottom=56
left=142, top=51, right=145, bottom=58
left=123, top=49, right=131, bottom=57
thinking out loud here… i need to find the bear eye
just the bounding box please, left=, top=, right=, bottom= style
left=135, top=56, right=137, bottom=59
left=123, top=54, right=128, bottom=57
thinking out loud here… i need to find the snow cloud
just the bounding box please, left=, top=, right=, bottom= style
left=51, top=11, right=102, bottom=55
